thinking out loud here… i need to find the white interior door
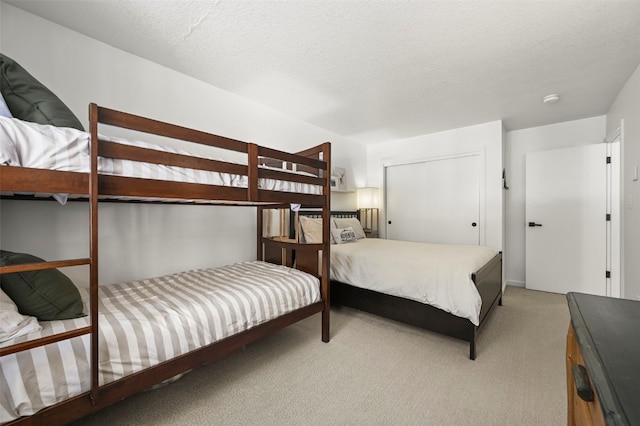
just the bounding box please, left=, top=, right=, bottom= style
left=525, top=144, right=607, bottom=295
left=385, top=154, right=480, bottom=245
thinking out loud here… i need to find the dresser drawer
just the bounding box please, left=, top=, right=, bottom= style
left=567, top=292, right=640, bottom=426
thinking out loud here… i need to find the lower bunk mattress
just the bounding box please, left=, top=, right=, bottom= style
left=0, top=260, right=320, bottom=423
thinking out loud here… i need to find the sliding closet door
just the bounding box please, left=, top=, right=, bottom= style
left=385, top=162, right=428, bottom=242
left=386, top=154, right=481, bottom=245
left=422, top=155, right=480, bottom=245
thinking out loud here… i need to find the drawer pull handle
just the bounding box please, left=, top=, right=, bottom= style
left=571, top=364, right=594, bottom=402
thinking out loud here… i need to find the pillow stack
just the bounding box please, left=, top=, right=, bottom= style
left=298, top=215, right=367, bottom=245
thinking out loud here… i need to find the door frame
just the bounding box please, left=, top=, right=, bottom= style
left=524, top=138, right=621, bottom=297
left=606, top=124, right=622, bottom=298
left=525, top=143, right=608, bottom=295
left=382, top=149, right=486, bottom=245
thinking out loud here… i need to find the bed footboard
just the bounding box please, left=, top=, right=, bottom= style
left=331, top=251, right=503, bottom=360
left=473, top=252, right=503, bottom=325
left=331, top=281, right=474, bottom=341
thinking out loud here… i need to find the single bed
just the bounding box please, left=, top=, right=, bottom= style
left=0, top=104, right=333, bottom=424
left=0, top=114, right=322, bottom=203
left=1, top=261, right=320, bottom=423
left=299, top=210, right=502, bottom=360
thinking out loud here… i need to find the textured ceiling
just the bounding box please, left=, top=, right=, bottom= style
left=7, top=0, right=640, bottom=144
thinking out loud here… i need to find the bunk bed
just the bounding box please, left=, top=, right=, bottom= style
left=0, top=104, right=332, bottom=425
left=298, top=210, right=502, bottom=360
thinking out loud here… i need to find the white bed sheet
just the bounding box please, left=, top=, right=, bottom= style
left=330, top=238, right=498, bottom=325
left=0, top=117, right=321, bottom=203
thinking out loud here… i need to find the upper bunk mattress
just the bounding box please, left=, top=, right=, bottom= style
left=330, top=238, right=498, bottom=325
left=0, top=260, right=321, bottom=423
left=0, top=117, right=322, bottom=201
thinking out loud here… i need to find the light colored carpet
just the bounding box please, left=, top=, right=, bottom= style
left=71, top=286, right=569, bottom=426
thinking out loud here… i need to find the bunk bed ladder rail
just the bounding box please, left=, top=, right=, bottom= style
left=0, top=108, right=99, bottom=402
left=256, top=142, right=331, bottom=342
left=89, top=103, right=100, bottom=404
left=0, top=259, right=93, bottom=358
left=247, top=143, right=259, bottom=201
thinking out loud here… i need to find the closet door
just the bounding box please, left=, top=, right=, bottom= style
left=422, top=155, right=480, bottom=245
left=386, top=155, right=481, bottom=245
left=385, top=162, right=428, bottom=242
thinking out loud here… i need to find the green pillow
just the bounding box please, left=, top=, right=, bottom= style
left=0, top=250, right=85, bottom=321
left=0, top=53, right=84, bottom=130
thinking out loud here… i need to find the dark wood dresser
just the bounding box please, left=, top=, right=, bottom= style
left=566, top=292, right=640, bottom=426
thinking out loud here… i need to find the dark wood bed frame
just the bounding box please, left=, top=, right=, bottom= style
left=0, top=104, right=332, bottom=424
left=299, top=210, right=503, bottom=360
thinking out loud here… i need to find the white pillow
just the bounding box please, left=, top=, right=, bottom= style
left=0, top=93, right=12, bottom=118
left=299, top=216, right=336, bottom=244
left=333, top=217, right=366, bottom=239
left=0, top=117, right=20, bottom=166
left=0, top=288, right=42, bottom=343
left=331, top=226, right=358, bottom=244
left=299, top=216, right=322, bottom=243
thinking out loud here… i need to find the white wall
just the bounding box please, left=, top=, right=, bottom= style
left=607, top=64, right=640, bottom=301
left=366, top=121, right=504, bottom=253
left=504, top=116, right=606, bottom=287
left=0, top=4, right=364, bottom=286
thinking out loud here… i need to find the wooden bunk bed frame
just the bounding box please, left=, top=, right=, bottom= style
left=299, top=210, right=502, bottom=360
left=0, top=104, right=332, bottom=425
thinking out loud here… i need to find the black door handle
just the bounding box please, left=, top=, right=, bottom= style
left=388, top=221, right=392, bottom=224
left=471, top=222, right=477, bottom=227
left=528, top=222, right=543, bottom=227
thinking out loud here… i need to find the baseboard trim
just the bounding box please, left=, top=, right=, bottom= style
left=506, top=280, right=525, bottom=288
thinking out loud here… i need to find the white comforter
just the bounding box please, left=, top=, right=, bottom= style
left=330, top=239, right=498, bottom=325
left=0, top=117, right=321, bottom=203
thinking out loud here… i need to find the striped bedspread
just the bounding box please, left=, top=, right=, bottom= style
left=0, top=261, right=321, bottom=423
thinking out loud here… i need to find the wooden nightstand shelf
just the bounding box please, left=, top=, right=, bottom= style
left=566, top=292, right=640, bottom=426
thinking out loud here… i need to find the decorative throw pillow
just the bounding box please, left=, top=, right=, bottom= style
left=333, top=217, right=367, bottom=239
left=331, top=227, right=358, bottom=244
left=0, top=53, right=84, bottom=130
left=0, top=250, right=86, bottom=321
left=0, top=288, right=42, bottom=342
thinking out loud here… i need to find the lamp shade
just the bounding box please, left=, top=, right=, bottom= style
left=357, top=187, right=379, bottom=209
